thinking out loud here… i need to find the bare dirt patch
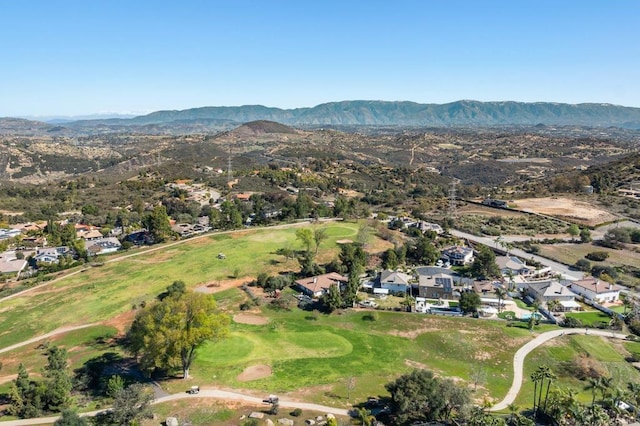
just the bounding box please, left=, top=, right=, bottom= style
left=512, top=197, right=618, bottom=226
left=193, top=277, right=252, bottom=294
left=236, top=364, right=272, bottom=382
left=233, top=313, right=268, bottom=325
left=389, top=327, right=442, bottom=339
left=103, top=309, right=138, bottom=334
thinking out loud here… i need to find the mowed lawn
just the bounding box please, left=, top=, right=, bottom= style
left=564, top=310, right=612, bottom=326
left=181, top=306, right=539, bottom=406
left=0, top=222, right=362, bottom=350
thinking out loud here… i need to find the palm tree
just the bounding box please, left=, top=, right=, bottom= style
left=586, top=377, right=604, bottom=406
left=547, top=299, right=560, bottom=314
left=507, top=403, right=519, bottom=424
left=531, top=369, right=543, bottom=416
left=495, top=287, right=506, bottom=313
left=356, top=407, right=374, bottom=426
left=541, top=366, right=557, bottom=414
left=506, top=269, right=515, bottom=291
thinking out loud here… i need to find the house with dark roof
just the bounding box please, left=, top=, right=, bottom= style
left=86, top=237, right=122, bottom=256
left=440, top=246, right=474, bottom=266
left=294, top=272, right=348, bottom=298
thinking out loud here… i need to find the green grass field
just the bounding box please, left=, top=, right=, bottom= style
left=565, top=310, right=612, bottom=326
left=1, top=221, right=639, bottom=414
left=515, top=334, right=640, bottom=410
left=0, top=222, right=361, bottom=350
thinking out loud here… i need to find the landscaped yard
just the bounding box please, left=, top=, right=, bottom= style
left=564, top=310, right=612, bottom=327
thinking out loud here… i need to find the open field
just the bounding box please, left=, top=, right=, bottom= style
left=2, top=221, right=640, bottom=419
left=0, top=222, right=366, bottom=350
left=538, top=242, right=640, bottom=287
left=512, top=197, right=618, bottom=226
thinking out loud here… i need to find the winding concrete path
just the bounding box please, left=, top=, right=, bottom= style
left=0, top=324, right=629, bottom=423
left=490, top=328, right=628, bottom=411
left=0, top=389, right=350, bottom=425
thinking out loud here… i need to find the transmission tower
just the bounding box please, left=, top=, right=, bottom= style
left=448, top=179, right=458, bottom=217
left=227, top=144, right=233, bottom=183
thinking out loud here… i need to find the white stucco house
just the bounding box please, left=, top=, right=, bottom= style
left=568, top=277, right=620, bottom=304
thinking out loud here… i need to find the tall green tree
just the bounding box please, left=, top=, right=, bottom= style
left=470, top=245, right=501, bottom=279
left=143, top=205, right=172, bottom=242
left=43, top=346, right=72, bottom=412
left=385, top=370, right=450, bottom=424
left=313, top=227, right=328, bottom=255
left=102, top=384, right=154, bottom=426
left=296, top=227, right=315, bottom=253
left=459, top=292, right=481, bottom=315
left=126, top=291, right=230, bottom=379
left=322, top=283, right=343, bottom=312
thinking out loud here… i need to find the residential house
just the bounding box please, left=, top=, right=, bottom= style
left=0, top=251, right=28, bottom=277
left=294, top=272, right=348, bottom=298
left=77, top=228, right=103, bottom=241
left=34, top=246, right=70, bottom=264
left=378, top=270, right=412, bottom=294
left=418, top=272, right=456, bottom=299
left=86, top=238, right=122, bottom=256
left=524, top=280, right=580, bottom=311
left=496, top=256, right=536, bottom=278
left=440, top=246, right=474, bottom=266
left=0, top=228, right=22, bottom=240
left=568, top=277, right=621, bottom=304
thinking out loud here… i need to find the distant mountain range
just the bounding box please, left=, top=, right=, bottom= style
left=2, top=100, right=640, bottom=135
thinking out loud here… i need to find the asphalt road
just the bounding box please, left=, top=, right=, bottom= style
left=449, top=229, right=584, bottom=280
left=490, top=328, right=627, bottom=411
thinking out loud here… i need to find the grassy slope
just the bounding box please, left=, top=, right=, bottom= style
left=0, top=223, right=360, bottom=349
left=515, top=335, right=640, bottom=410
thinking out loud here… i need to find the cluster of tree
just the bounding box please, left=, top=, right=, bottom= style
left=321, top=242, right=368, bottom=312
left=469, top=245, right=501, bottom=279
left=8, top=347, right=73, bottom=418
left=601, top=227, right=640, bottom=249
left=126, top=287, right=230, bottom=379
left=385, top=369, right=471, bottom=424
left=254, top=272, right=292, bottom=297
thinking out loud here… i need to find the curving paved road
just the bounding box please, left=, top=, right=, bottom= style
left=0, top=323, right=99, bottom=355
left=490, top=328, right=627, bottom=411
left=0, top=389, right=350, bottom=425
left=0, top=324, right=629, bottom=423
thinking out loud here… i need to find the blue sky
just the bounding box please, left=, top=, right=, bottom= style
left=1, top=0, right=639, bottom=116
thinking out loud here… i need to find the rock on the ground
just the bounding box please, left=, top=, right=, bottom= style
left=305, top=420, right=316, bottom=425
left=265, top=420, right=275, bottom=426
left=165, top=417, right=179, bottom=426
left=277, top=418, right=294, bottom=426
left=249, top=412, right=265, bottom=419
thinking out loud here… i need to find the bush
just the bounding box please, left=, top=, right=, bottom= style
left=574, top=259, right=591, bottom=272
left=239, top=302, right=252, bottom=311
left=290, top=408, right=302, bottom=417
left=362, top=312, right=379, bottom=321
left=586, top=251, right=609, bottom=261
left=561, top=316, right=583, bottom=328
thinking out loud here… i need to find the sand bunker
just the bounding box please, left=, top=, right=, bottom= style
left=237, top=364, right=272, bottom=381
left=233, top=313, right=268, bottom=325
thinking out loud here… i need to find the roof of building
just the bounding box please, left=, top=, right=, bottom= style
left=380, top=270, right=412, bottom=285
left=442, top=246, right=473, bottom=257
left=527, top=281, right=577, bottom=299
left=419, top=273, right=454, bottom=287
left=0, top=255, right=28, bottom=274
left=569, top=277, right=620, bottom=294
left=496, top=256, right=536, bottom=271
left=295, top=272, right=348, bottom=294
